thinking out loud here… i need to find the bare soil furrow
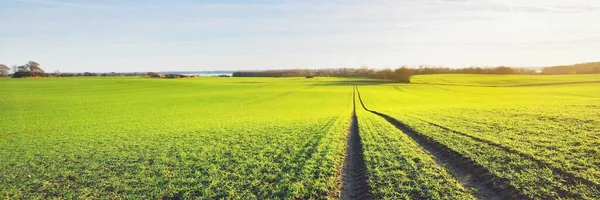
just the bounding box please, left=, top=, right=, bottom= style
left=355, top=86, right=526, bottom=200
left=340, top=86, right=372, bottom=200
left=411, top=116, right=600, bottom=190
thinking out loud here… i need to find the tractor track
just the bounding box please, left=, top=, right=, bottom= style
left=409, top=116, right=600, bottom=192
left=355, top=86, right=526, bottom=200
left=340, top=86, right=372, bottom=200
left=246, top=83, right=319, bottom=105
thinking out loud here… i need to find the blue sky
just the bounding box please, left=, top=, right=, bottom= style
left=1, top=0, right=599, bottom=72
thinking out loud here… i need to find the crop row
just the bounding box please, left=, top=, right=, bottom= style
left=404, top=107, right=600, bottom=184
left=0, top=78, right=352, bottom=199
left=353, top=94, right=474, bottom=199
left=356, top=82, right=600, bottom=199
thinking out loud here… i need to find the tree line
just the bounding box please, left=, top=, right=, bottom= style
left=232, top=66, right=537, bottom=83
left=1, top=61, right=48, bottom=78
left=2, top=61, right=599, bottom=81
left=232, top=63, right=599, bottom=83
left=0, top=61, right=197, bottom=78
left=233, top=68, right=416, bottom=82
left=541, top=62, right=600, bottom=75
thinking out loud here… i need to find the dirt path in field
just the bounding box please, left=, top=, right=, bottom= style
left=340, top=86, right=372, bottom=200
left=355, top=86, right=524, bottom=200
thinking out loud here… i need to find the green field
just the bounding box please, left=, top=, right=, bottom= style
left=1, top=75, right=599, bottom=199
left=411, top=74, right=600, bottom=86
left=358, top=74, right=600, bottom=199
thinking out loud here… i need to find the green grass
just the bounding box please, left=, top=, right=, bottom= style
left=0, top=77, right=352, bottom=199
left=411, top=74, right=600, bottom=86
left=1, top=75, right=598, bottom=199
left=358, top=75, right=600, bottom=199
left=355, top=107, right=474, bottom=199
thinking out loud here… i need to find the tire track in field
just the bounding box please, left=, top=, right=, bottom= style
left=408, top=116, right=600, bottom=192
left=245, top=82, right=319, bottom=105
left=392, top=85, right=404, bottom=92
left=355, top=86, right=524, bottom=200
left=340, top=86, right=372, bottom=200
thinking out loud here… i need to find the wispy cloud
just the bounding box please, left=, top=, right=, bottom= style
left=13, top=0, right=113, bottom=10
left=1, top=0, right=599, bottom=71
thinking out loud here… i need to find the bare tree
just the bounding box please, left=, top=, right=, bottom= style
left=0, top=64, right=9, bottom=76
left=17, top=65, right=28, bottom=72
left=27, top=61, right=44, bottom=73
left=11, top=61, right=46, bottom=78
left=394, top=67, right=413, bottom=83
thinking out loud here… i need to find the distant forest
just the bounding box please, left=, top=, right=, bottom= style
left=1, top=61, right=599, bottom=83
left=233, top=62, right=600, bottom=82
left=541, top=62, right=600, bottom=75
